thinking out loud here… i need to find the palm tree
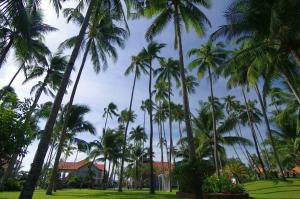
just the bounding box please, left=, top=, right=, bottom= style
left=188, top=40, right=226, bottom=176
left=0, top=5, right=56, bottom=69
left=129, top=126, right=147, bottom=147
left=23, top=53, right=68, bottom=118
left=142, top=1, right=211, bottom=165
left=19, top=1, right=130, bottom=197
left=47, top=104, right=95, bottom=194
left=47, top=5, right=128, bottom=194
left=155, top=58, right=180, bottom=191
left=222, top=60, right=268, bottom=178
left=102, top=103, right=119, bottom=133
left=19, top=2, right=98, bottom=197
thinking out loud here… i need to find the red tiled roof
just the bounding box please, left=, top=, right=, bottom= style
left=291, top=165, right=300, bottom=174
left=94, top=163, right=105, bottom=171
left=152, top=161, right=174, bottom=175
left=58, top=160, right=105, bottom=171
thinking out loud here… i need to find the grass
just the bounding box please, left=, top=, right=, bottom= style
left=0, top=189, right=177, bottom=199
left=1, top=179, right=300, bottom=199
left=244, top=178, right=300, bottom=199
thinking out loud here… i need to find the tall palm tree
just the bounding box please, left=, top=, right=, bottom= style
left=47, top=5, right=128, bottom=194
left=155, top=58, right=180, bottom=191
left=222, top=59, right=268, bottom=178
left=19, top=2, right=98, bottom=198
left=143, top=42, right=165, bottom=194
left=142, top=1, right=211, bottom=165
left=129, top=125, right=147, bottom=147
left=19, top=1, right=131, bottom=197
left=47, top=104, right=95, bottom=194
left=188, top=40, right=226, bottom=176
left=23, top=53, right=68, bottom=118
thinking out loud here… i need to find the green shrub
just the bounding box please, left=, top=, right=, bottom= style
left=4, top=178, right=21, bottom=191
left=202, top=174, right=245, bottom=194
left=173, top=159, right=214, bottom=193
left=67, top=176, right=82, bottom=188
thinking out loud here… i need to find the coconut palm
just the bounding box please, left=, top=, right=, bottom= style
left=22, top=53, right=68, bottom=118
left=0, top=5, right=56, bottom=69
left=142, top=1, right=211, bottom=167
left=20, top=1, right=130, bottom=196
left=188, top=40, right=226, bottom=176
left=47, top=104, right=95, bottom=193
left=155, top=57, right=180, bottom=190
left=19, top=2, right=98, bottom=197
left=47, top=5, right=128, bottom=194
left=129, top=125, right=147, bottom=146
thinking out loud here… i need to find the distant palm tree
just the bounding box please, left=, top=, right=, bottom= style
left=188, top=40, right=226, bottom=176
left=103, top=103, right=119, bottom=133
left=155, top=58, right=180, bottom=191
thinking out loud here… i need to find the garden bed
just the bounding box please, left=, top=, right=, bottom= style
left=176, top=192, right=249, bottom=199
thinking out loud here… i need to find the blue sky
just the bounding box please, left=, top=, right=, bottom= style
left=0, top=0, right=263, bottom=171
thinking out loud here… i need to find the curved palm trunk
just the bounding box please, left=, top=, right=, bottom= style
left=281, top=72, right=300, bottom=104
left=174, top=4, right=195, bottom=159
left=208, top=65, right=219, bottom=176
left=46, top=39, right=92, bottom=195
left=0, top=63, right=24, bottom=101
left=118, top=71, right=138, bottom=192
left=148, top=62, right=155, bottom=194
left=19, top=2, right=96, bottom=198
left=254, top=84, right=285, bottom=179
left=0, top=38, right=13, bottom=69
left=241, top=87, right=267, bottom=179
left=167, top=76, right=173, bottom=192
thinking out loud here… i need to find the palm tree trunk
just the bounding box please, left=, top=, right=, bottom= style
left=178, top=121, right=182, bottom=139
left=208, top=65, right=219, bottom=176
left=174, top=4, right=195, bottom=159
left=19, top=2, right=96, bottom=198
left=158, top=119, right=165, bottom=176
left=109, top=162, right=115, bottom=183
left=167, top=76, right=173, bottom=192
left=118, top=71, right=138, bottom=192
left=102, top=155, right=107, bottom=187
left=282, top=72, right=300, bottom=104
left=0, top=38, right=13, bottom=69
left=46, top=39, right=92, bottom=195
left=80, top=155, right=96, bottom=189
left=148, top=62, right=155, bottom=194
left=241, top=87, right=267, bottom=178
left=255, top=83, right=285, bottom=179
left=0, top=63, right=24, bottom=101
left=74, top=149, right=79, bottom=163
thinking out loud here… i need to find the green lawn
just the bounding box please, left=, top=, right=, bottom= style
left=1, top=179, right=300, bottom=199
left=244, top=178, right=300, bottom=199
left=0, top=189, right=177, bottom=199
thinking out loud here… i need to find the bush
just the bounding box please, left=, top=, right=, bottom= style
left=4, top=178, right=21, bottom=191
left=67, top=176, right=82, bottom=188
left=173, top=159, right=214, bottom=193
left=202, top=174, right=245, bottom=194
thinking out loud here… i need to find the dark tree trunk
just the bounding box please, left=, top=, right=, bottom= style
left=102, top=155, right=107, bottom=188
left=254, top=84, right=285, bottom=179
left=0, top=63, right=24, bottom=101
left=0, top=38, right=13, bottom=69
left=241, top=87, right=267, bottom=178
left=118, top=71, right=138, bottom=192
left=80, top=156, right=96, bottom=189
left=148, top=62, right=155, bottom=194
left=167, top=76, right=173, bottom=192
left=291, top=48, right=300, bottom=67
left=46, top=39, right=92, bottom=195
left=174, top=4, right=195, bottom=159
left=208, top=65, right=219, bottom=177
left=18, top=2, right=96, bottom=198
